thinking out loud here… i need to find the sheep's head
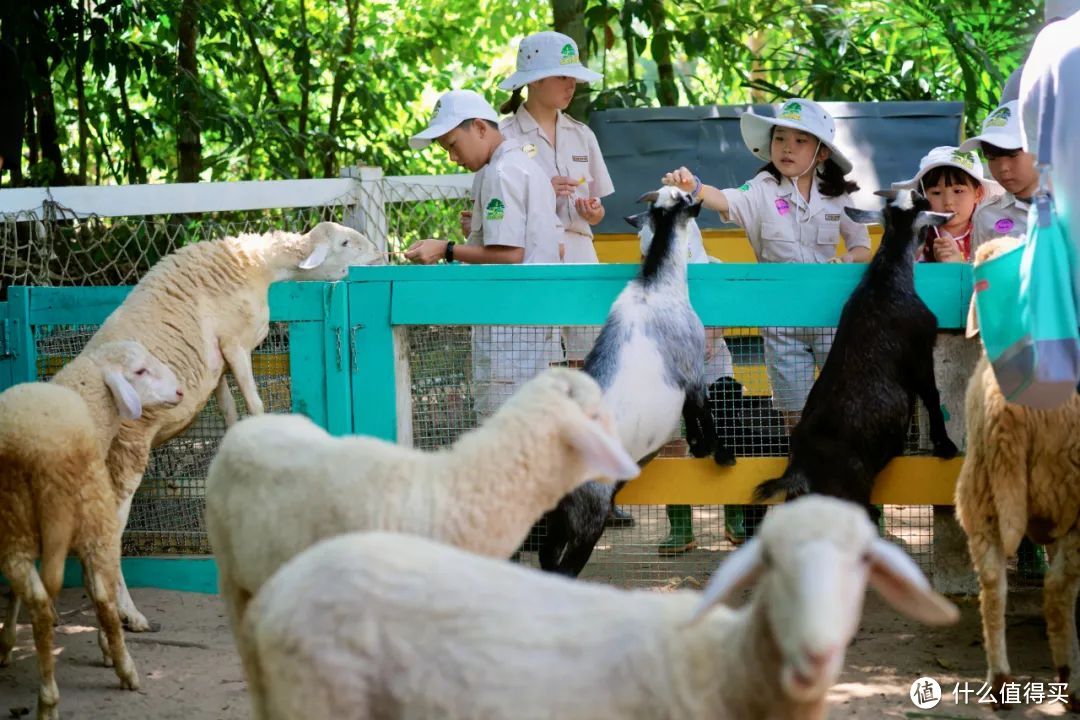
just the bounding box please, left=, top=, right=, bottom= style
left=973, top=234, right=1023, bottom=267
left=295, top=222, right=385, bottom=280
left=500, top=368, right=639, bottom=483
left=690, top=496, right=958, bottom=703
left=89, top=340, right=184, bottom=421
left=844, top=190, right=952, bottom=259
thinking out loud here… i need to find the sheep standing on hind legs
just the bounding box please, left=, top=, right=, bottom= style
left=956, top=235, right=1080, bottom=709
left=81, top=221, right=381, bottom=632
left=243, top=496, right=959, bottom=720
left=0, top=341, right=183, bottom=720
left=753, top=190, right=958, bottom=519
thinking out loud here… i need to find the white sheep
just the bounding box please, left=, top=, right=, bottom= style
left=82, top=221, right=381, bottom=631
left=243, top=495, right=958, bottom=720
left=0, top=341, right=183, bottom=720
left=205, top=367, right=639, bottom=707
left=955, top=235, right=1080, bottom=708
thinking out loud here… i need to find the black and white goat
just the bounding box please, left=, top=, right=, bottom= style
left=753, top=190, right=959, bottom=519
left=534, top=186, right=723, bottom=576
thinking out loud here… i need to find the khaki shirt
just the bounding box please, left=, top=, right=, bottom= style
left=972, top=192, right=1030, bottom=254
left=500, top=107, right=615, bottom=239
left=467, top=139, right=562, bottom=264
left=720, top=171, right=871, bottom=263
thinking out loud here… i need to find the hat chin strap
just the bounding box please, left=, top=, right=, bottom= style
left=788, top=140, right=822, bottom=225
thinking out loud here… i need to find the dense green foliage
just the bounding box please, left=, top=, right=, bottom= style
left=0, top=0, right=1037, bottom=186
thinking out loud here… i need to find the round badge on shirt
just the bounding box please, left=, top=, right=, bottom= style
left=775, top=198, right=791, bottom=216
left=994, top=218, right=1015, bottom=234
left=521, top=143, right=538, bottom=159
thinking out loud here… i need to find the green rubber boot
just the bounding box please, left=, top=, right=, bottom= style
left=1017, top=538, right=1048, bottom=580
left=659, top=504, right=696, bottom=555
left=724, top=505, right=748, bottom=546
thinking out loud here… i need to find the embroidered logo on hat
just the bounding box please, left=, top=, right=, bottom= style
left=432, top=99, right=442, bottom=119
left=779, top=101, right=803, bottom=121
left=985, top=106, right=1011, bottom=128
left=950, top=150, right=975, bottom=169
left=560, top=43, right=577, bottom=65
left=486, top=198, right=505, bottom=220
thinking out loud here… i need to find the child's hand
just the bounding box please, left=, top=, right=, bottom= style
left=552, top=176, right=582, bottom=197
left=661, top=167, right=697, bottom=194
left=404, top=239, right=448, bottom=265
left=933, top=232, right=964, bottom=263
left=459, top=211, right=472, bottom=239
left=575, top=197, right=604, bottom=224
left=826, top=255, right=845, bottom=264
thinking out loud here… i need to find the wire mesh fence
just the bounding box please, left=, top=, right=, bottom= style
left=405, top=323, right=936, bottom=586
left=33, top=322, right=295, bottom=555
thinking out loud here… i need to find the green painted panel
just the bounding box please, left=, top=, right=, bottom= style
left=348, top=281, right=397, bottom=441
left=7, top=287, right=36, bottom=383
left=0, top=301, right=12, bottom=392
left=60, top=557, right=218, bottom=594
left=321, top=282, right=353, bottom=435
left=289, top=321, right=326, bottom=427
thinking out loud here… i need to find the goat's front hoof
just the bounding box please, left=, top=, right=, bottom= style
left=686, top=435, right=715, bottom=459
left=933, top=438, right=959, bottom=459
left=712, top=445, right=736, bottom=466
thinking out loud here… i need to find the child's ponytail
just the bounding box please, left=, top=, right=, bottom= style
left=817, top=158, right=859, bottom=197
left=499, top=88, right=524, bottom=115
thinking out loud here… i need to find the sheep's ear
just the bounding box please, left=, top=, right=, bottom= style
left=914, top=211, right=953, bottom=232
left=103, top=369, right=143, bottom=421
left=624, top=211, right=649, bottom=230
left=563, top=418, right=640, bottom=482
left=298, top=240, right=330, bottom=270
left=687, top=537, right=765, bottom=624
left=843, top=207, right=883, bottom=225
left=636, top=191, right=659, bottom=204
left=867, top=539, right=959, bottom=626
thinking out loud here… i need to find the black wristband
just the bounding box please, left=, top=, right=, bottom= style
left=444, top=241, right=456, bottom=263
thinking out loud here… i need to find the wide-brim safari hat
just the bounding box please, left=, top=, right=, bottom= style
left=409, top=89, right=499, bottom=150
left=891, top=145, right=1003, bottom=196
left=498, top=32, right=602, bottom=91
left=739, top=98, right=853, bottom=175
left=958, top=101, right=1022, bottom=153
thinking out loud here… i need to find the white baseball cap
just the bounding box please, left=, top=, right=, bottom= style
left=409, top=90, right=499, bottom=150
left=740, top=98, right=853, bottom=175
left=891, top=146, right=1001, bottom=194
left=958, top=101, right=1022, bottom=153
left=498, top=32, right=602, bottom=91
left=1046, top=0, right=1080, bottom=21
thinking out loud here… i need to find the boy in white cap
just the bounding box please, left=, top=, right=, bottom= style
left=957, top=101, right=1039, bottom=254
left=662, top=98, right=870, bottom=549
left=891, top=146, right=1001, bottom=262
left=405, top=89, right=563, bottom=418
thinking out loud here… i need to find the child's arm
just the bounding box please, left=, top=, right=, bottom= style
left=404, top=239, right=524, bottom=265
left=661, top=166, right=731, bottom=217
left=828, top=246, right=872, bottom=263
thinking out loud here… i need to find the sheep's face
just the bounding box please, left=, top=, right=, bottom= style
left=691, top=496, right=959, bottom=704
left=297, top=222, right=385, bottom=280
left=973, top=234, right=1023, bottom=266
left=93, top=340, right=184, bottom=421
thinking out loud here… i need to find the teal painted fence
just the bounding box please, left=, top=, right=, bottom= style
left=0, top=262, right=974, bottom=593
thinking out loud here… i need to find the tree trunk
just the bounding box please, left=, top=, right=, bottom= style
left=75, top=2, right=88, bottom=184
left=552, top=0, right=590, bottom=120
left=116, top=59, right=146, bottom=184
left=644, top=0, right=677, bottom=106
left=177, top=0, right=202, bottom=183
left=27, top=7, right=65, bottom=185
left=295, top=0, right=311, bottom=178
left=234, top=0, right=281, bottom=107
left=324, top=0, right=358, bottom=177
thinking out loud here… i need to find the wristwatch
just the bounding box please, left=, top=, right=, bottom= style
left=444, top=241, right=456, bottom=263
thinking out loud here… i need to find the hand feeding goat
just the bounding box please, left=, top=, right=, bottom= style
left=753, top=190, right=959, bottom=519
left=533, top=186, right=725, bottom=577
left=84, top=221, right=381, bottom=632
left=0, top=341, right=183, bottom=720
left=243, top=496, right=958, bottom=720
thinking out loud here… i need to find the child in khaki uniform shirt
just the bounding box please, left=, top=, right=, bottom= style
left=406, top=89, right=562, bottom=417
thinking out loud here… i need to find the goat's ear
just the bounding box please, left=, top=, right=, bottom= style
left=298, top=241, right=330, bottom=270
left=636, top=191, right=660, bottom=204
left=562, top=415, right=640, bottom=482
left=873, top=189, right=899, bottom=201
left=844, top=207, right=883, bottom=225
left=914, top=211, right=953, bottom=233
left=103, top=369, right=143, bottom=421
left=687, top=537, right=765, bottom=624
left=867, top=538, right=959, bottom=626
left=687, top=201, right=703, bottom=218
left=623, top=211, right=649, bottom=230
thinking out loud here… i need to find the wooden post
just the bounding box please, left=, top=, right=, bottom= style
left=340, top=165, right=387, bottom=255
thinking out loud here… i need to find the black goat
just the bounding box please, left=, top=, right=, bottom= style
left=753, top=190, right=959, bottom=519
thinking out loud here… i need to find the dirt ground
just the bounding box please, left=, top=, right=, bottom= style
left=0, top=583, right=1072, bottom=719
